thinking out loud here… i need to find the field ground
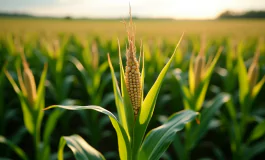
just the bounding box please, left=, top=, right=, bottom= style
left=1, top=18, right=265, bottom=40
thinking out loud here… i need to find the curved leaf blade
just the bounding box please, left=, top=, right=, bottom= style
left=245, top=139, right=265, bottom=160
left=252, top=76, right=265, bottom=100
left=196, top=47, right=222, bottom=111
left=0, top=135, right=28, bottom=160
left=108, top=54, right=133, bottom=142
left=189, top=93, right=230, bottom=149
left=138, top=110, right=198, bottom=160
left=237, top=52, right=249, bottom=106
left=45, top=105, right=131, bottom=160
left=5, top=70, right=35, bottom=134
left=36, top=63, right=48, bottom=111
left=43, top=109, right=64, bottom=143
left=58, top=134, right=105, bottom=160
left=248, top=120, right=265, bottom=143
left=118, top=44, right=134, bottom=141
left=133, top=34, right=183, bottom=156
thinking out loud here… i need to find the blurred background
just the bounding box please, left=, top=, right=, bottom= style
left=0, top=0, right=265, bottom=160
left=1, top=0, right=265, bottom=39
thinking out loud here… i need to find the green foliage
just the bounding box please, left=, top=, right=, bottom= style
left=138, top=110, right=198, bottom=160
left=1, top=19, right=265, bottom=160
left=58, top=135, right=105, bottom=160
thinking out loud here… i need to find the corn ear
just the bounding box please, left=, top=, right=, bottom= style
left=21, top=51, right=37, bottom=107
left=124, top=11, right=142, bottom=117
left=248, top=47, right=260, bottom=94
left=17, top=67, right=27, bottom=97
left=194, top=56, right=205, bottom=90
left=91, top=41, right=99, bottom=70
left=193, top=47, right=205, bottom=90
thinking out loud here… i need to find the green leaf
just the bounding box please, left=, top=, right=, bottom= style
left=189, top=93, right=230, bottom=149
left=195, top=80, right=210, bottom=111
left=5, top=70, right=35, bottom=134
left=188, top=54, right=195, bottom=95
left=237, top=52, right=249, bottom=106
left=0, top=64, right=6, bottom=134
left=43, top=109, right=65, bottom=156
left=0, top=62, right=7, bottom=85
left=138, top=110, right=198, bottom=160
left=0, top=135, right=28, bottom=160
left=248, top=120, right=265, bottom=143
left=62, top=75, right=75, bottom=99
left=195, top=48, right=222, bottom=111
left=172, top=134, right=186, bottom=160
left=69, top=56, right=93, bottom=95
left=252, top=76, right=265, bottom=100
left=108, top=53, right=134, bottom=143
left=140, top=47, right=145, bottom=103
left=45, top=105, right=131, bottom=160
left=20, top=98, right=35, bottom=135
left=118, top=44, right=134, bottom=141
left=245, top=139, right=265, bottom=160
left=58, top=134, right=105, bottom=160
left=4, top=70, right=22, bottom=95
left=174, top=69, right=193, bottom=110
left=133, top=34, right=183, bottom=157
left=36, top=64, right=48, bottom=110
left=204, top=47, right=222, bottom=80
left=94, top=61, right=109, bottom=91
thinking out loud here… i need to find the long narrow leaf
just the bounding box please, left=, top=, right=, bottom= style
left=252, top=76, right=265, bottom=100
left=43, top=109, right=65, bottom=145
left=140, top=48, right=145, bottom=103
left=5, top=71, right=35, bottom=134
left=245, top=139, right=265, bottom=160
left=0, top=135, right=28, bottom=160
left=188, top=54, right=195, bottom=95
left=172, top=134, right=186, bottom=160
left=237, top=52, right=249, bottom=106
left=189, top=93, right=230, bottom=149
left=118, top=44, right=134, bottom=141
left=45, top=105, right=132, bottom=160
left=133, top=34, right=183, bottom=156
left=69, top=56, right=92, bottom=94
left=248, top=120, right=265, bottom=143
left=107, top=54, right=132, bottom=142
left=138, top=110, right=198, bottom=160
left=58, top=134, right=105, bottom=160
left=36, top=63, right=48, bottom=111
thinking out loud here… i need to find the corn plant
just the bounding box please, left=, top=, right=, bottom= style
left=68, top=40, right=111, bottom=146
left=3, top=46, right=62, bottom=160
left=3, top=47, right=47, bottom=159
left=41, top=37, right=74, bottom=104
left=45, top=11, right=198, bottom=160
left=217, top=40, right=239, bottom=94
left=173, top=43, right=230, bottom=159
left=223, top=43, right=265, bottom=160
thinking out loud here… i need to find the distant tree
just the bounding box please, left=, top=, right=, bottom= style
left=218, top=10, right=265, bottom=19
left=64, top=16, right=72, bottom=20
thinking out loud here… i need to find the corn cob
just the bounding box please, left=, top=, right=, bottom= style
left=124, top=10, right=142, bottom=118
left=194, top=46, right=206, bottom=90
left=248, top=49, right=260, bottom=93
left=21, top=49, right=37, bottom=107
left=91, top=41, right=99, bottom=70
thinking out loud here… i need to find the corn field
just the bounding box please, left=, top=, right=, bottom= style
left=0, top=15, right=265, bottom=160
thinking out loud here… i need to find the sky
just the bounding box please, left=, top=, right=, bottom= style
left=0, top=0, right=265, bottom=19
